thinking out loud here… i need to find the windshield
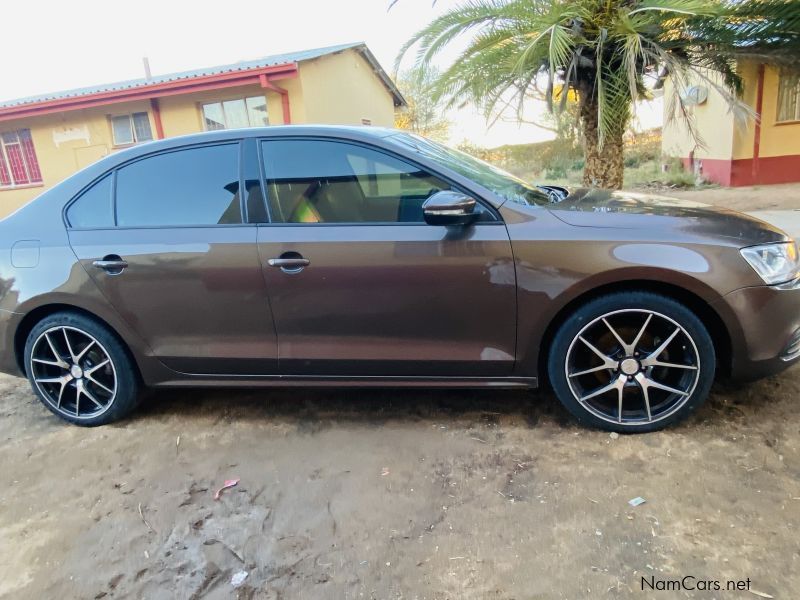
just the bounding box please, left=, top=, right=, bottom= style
left=389, top=132, right=550, bottom=207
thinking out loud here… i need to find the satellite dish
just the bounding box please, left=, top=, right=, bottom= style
left=680, top=85, right=708, bottom=106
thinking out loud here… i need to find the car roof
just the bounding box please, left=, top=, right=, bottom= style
left=54, top=125, right=403, bottom=191
left=75, top=125, right=401, bottom=181
left=121, top=125, right=397, bottom=154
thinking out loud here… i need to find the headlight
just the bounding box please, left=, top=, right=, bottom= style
left=740, top=241, right=800, bottom=285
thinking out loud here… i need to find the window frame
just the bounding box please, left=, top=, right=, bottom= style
left=256, top=136, right=502, bottom=227
left=64, top=140, right=251, bottom=230
left=110, top=112, right=154, bottom=147
left=777, top=72, right=800, bottom=124
left=0, top=128, right=44, bottom=190
left=201, top=95, right=270, bottom=131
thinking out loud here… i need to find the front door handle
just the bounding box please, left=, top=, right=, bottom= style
left=267, top=252, right=310, bottom=273
left=93, top=255, right=128, bottom=275
left=268, top=258, right=310, bottom=272
left=268, top=258, right=310, bottom=268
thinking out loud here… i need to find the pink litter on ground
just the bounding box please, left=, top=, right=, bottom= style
left=214, top=478, right=240, bottom=500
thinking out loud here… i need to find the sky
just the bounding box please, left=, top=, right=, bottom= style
left=0, top=0, right=661, bottom=148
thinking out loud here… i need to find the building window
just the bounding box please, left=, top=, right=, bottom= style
left=0, top=129, right=43, bottom=188
left=202, top=96, right=268, bottom=130
left=777, top=72, right=800, bottom=123
left=111, top=112, right=153, bottom=146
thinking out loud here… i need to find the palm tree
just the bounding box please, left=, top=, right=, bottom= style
left=397, top=0, right=800, bottom=189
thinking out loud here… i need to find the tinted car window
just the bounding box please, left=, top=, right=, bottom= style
left=116, top=144, right=241, bottom=227
left=262, top=139, right=464, bottom=224
left=67, top=174, right=114, bottom=228
left=390, top=132, right=551, bottom=207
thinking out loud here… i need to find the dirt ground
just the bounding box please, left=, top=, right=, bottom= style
left=668, top=182, right=800, bottom=212
left=1, top=370, right=799, bottom=600
left=2, top=184, right=800, bottom=600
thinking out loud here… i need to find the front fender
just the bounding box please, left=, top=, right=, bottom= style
left=506, top=237, right=752, bottom=378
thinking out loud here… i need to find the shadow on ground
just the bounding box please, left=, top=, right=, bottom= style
left=135, top=386, right=575, bottom=430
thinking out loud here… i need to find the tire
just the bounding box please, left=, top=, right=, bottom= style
left=547, top=291, right=715, bottom=433
left=24, top=311, right=140, bottom=426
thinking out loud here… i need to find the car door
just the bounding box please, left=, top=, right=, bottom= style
left=67, top=141, right=279, bottom=375
left=257, top=138, right=516, bottom=377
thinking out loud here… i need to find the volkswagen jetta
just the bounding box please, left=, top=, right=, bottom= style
left=0, top=126, right=798, bottom=432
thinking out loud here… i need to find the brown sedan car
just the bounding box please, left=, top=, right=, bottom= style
left=0, top=126, right=798, bottom=432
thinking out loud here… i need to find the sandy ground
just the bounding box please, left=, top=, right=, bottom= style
left=2, top=184, right=800, bottom=600
left=668, top=182, right=800, bottom=212
left=1, top=371, right=799, bottom=600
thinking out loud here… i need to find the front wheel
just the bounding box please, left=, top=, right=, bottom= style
left=24, top=312, right=140, bottom=426
left=548, top=292, right=715, bottom=433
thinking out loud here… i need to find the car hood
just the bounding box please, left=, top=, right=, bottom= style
left=546, top=188, right=788, bottom=245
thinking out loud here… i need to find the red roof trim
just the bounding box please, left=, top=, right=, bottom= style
left=0, top=63, right=298, bottom=123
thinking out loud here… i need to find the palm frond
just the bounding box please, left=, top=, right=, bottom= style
left=394, top=0, right=800, bottom=184
left=628, top=0, right=722, bottom=18
left=396, top=0, right=516, bottom=70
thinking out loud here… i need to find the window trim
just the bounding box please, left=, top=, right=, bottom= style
left=241, top=137, right=268, bottom=224
left=201, top=95, right=270, bottom=131
left=110, top=112, right=154, bottom=147
left=776, top=72, right=800, bottom=124
left=63, top=137, right=505, bottom=231
left=0, top=128, right=44, bottom=190
left=64, top=140, right=252, bottom=230
left=256, top=136, right=502, bottom=227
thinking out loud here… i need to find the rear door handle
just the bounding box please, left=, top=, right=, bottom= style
left=93, top=255, right=128, bottom=274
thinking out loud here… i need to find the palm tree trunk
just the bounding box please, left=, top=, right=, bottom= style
left=580, top=95, right=625, bottom=189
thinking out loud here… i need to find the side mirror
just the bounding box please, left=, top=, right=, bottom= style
left=422, top=190, right=478, bottom=226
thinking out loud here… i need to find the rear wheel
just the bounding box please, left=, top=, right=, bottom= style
left=548, top=292, right=715, bottom=432
left=24, top=312, right=140, bottom=426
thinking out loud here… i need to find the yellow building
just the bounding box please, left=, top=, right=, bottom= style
left=662, top=62, right=800, bottom=186
left=0, top=43, right=405, bottom=217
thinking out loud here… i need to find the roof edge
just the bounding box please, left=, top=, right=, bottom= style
left=349, top=44, right=406, bottom=108
left=0, top=63, right=299, bottom=123
left=0, top=42, right=396, bottom=118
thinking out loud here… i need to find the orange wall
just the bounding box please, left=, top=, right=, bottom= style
left=0, top=100, right=154, bottom=217
left=662, top=63, right=800, bottom=186
left=734, top=64, right=800, bottom=160
left=661, top=71, right=735, bottom=161
left=664, top=63, right=800, bottom=163
left=299, top=50, right=396, bottom=126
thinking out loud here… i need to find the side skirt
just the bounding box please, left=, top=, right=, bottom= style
left=151, top=375, right=538, bottom=389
